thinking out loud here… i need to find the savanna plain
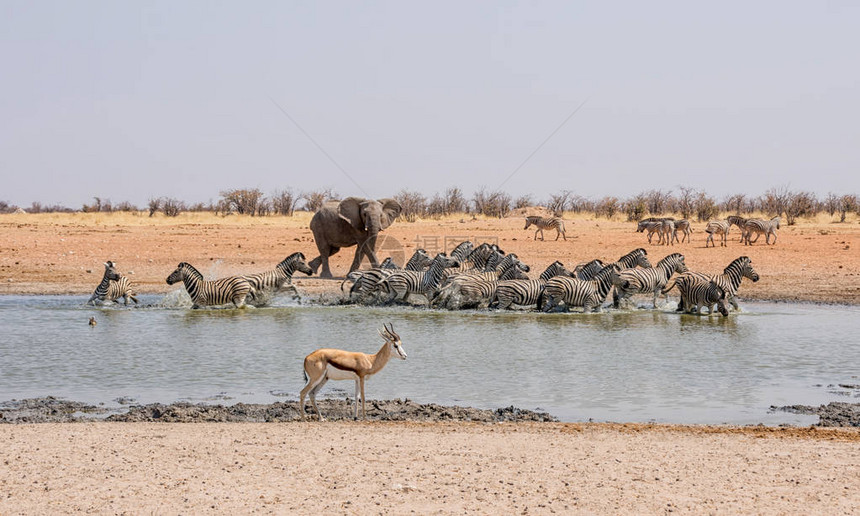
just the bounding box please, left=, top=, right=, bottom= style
left=1, top=211, right=860, bottom=514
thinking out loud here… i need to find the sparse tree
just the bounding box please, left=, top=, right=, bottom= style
left=304, top=188, right=339, bottom=212
left=784, top=191, right=817, bottom=225
left=722, top=193, right=747, bottom=215
left=595, top=196, right=620, bottom=219
left=760, top=185, right=791, bottom=218
left=220, top=188, right=265, bottom=216
left=546, top=191, right=572, bottom=217
left=623, top=193, right=648, bottom=222
left=148, top=198, right=161, bottom=217
left=839, top=195, right=858, bottom=222
left=676, top=186, right=697, bottom=220
left=271, top=189, right=301, bottom=216
left=443, top=187, right=468, bottom=214
left=514, top=194, right=533, bottom=210
left=161, top=197, right=185, bottom=217
left=694, top=192, right=719, bottom=222
left=394, top=189, right=428, bottom=222
left=645, top=189, right=672, bottom=216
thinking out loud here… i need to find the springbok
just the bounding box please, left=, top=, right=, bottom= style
left=299, top=323, right=407, bottom=421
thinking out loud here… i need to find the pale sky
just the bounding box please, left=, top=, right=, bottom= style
left=1, top=1, right=858, bottom=209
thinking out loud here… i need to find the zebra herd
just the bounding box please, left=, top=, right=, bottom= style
left=87, top=252, right=314, bottom=309
left=637, top=216, right=780, bottom=248
left=343, top=241, right=760, bottom=316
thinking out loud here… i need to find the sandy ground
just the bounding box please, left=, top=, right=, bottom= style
left=2, top=211, right=860, bottom=513
left=2, top=422, right=859, bottom=514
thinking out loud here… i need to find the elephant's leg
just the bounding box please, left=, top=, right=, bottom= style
left=318, top=246, right=340, bottom=279
left=348, top=246, right=365, bottom=273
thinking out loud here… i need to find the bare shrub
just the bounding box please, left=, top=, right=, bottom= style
left=82, top=197, right=110, bottom=213
left=161, top=197, right=185, bottom=217
left=0, top=201, right=16, bottom=214
left=546, top=191, right=571, bottom=216
left=760, top=185, right=791, bottom=217
left=694, top=192, right=719, bottom=222
left=839, top=195, right=858, bottom=222
left=442, top=187, right=468, bottom=214
left=473, top=188, right=512, bottom=218
left=304, top=188, right=338, bottom=212
left=271, top=189, right=301, bottom=216
left=594, top=196, right=620, bottom=219
left=220, top=188, right=265, bottom=216
left=645, top=189, right=672, bottom=216
left=722, top=194, right=747, bottom=215
left=623, top=193, right=647, bottom=222
left=514, top=194, right=533, bottom=210
left=395, top=190, right=427, bottom=222
left=114, top=201, right=138, bottom=212
left=148, top=198, right=161, bottom=217
left=785, top=191, right=817, bottom=225
left=676, top=186, right=697, bottom=220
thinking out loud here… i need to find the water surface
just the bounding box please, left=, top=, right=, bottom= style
left=1, top=295, right=857, bottom=425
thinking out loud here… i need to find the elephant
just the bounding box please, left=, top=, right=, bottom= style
left=308, top=197, right=402, bottom=279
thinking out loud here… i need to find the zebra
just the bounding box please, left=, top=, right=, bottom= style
left=610, top=248, right=653, bottom=270
left=673, top=219, right=693, bottom=244
left=166, top=262, right=253, bottom=309
left=637, top=220, right=664, bottom=244
left=727, top=215, right=748, bottom=243
left=448, top=240, right=475, bottom=263
left=438, top=243, right=505, bottom=286
left=660, top=219, right=675, bottom=246
left=705, top=220, right=731, bottom=248
left=540, top=263, right=620, bottom=313
left=491, top=261, right=573, bottom=310
left=376, top=253, right=460, bottom=305
left=573, top=259, right=605, bottom=280
left=432, top=253, right=530, bottom=309
left=613, top=253, right=688, bottom=309
left=743, top=216, right=781, bottom=245
left=88, top=261, right=137, bottom=305
left=524, top=216, right=567, bottom=241
left=668, top=256, right=759, bottom=312
left=243, top=252, right=314, bottom=306
left=345, top=249, right=432, bottom=303
left=664, top=276, right=729, bottom=316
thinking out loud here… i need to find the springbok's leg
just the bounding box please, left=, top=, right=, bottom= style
left=353, top=379, right=361, bottom=420
left=360, top=376, right=367, bottom=420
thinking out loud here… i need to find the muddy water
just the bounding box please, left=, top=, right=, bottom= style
left=0, top=295, right=857, bottom=425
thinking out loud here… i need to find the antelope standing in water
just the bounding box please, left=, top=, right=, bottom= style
left=299, top=323, right=406, bottom=421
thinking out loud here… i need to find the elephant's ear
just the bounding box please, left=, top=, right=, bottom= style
left=337, top=197, right=366, bottom=232
left=377, top=198, right=402, bottom=229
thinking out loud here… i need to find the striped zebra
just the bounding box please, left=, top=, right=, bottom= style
left=432, top=253, right=530, bottom=309
left=743, top=216, right=780, bottom=245
left=439, top=243, right=505, bottom=286
left=88, top=261, right=138, bottom=305
left=659, top=219, right=675, bottom=246
left=613, top=252, right=688, bottom=309
left=539, top=263, right=620, bottom=313
left=491, top=261, right=573, bottom=310
left=673, top=219, right=693, bottom=244
left=668, top=256, right=759, bottom=312
left=611, top=248, right=653, bottom=271
left=448, top=241, right=476, bottom=263
left=243, top=252, right=314, bottom=306
left=637, top=220, right=664, bottom=244
left=166, top=262, right=253, bottom=309
left=573, top=259, right=605, bottom=280
left=705, top=220, right=731, bottom=248
left=377, top=253, right=460, bottom=304
left=524, top=216, right=567, bottom=241
left=346, top=249, right=432, bottom=303
left=727, top=215, right=748, bottom=243
left=664, top=276, right=729, bottom=316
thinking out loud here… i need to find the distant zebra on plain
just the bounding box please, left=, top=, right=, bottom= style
left=243, top=252, right=314, bottom=306
left=613, top=253, right=688, bottom=308
left=727, top=215, right=748, bottom=243
left=166, top=262, right=253, bottom=308
left=491, top=261, right=573, bottom=310
left=673, top=219, right=693, bottom=243
left=636, top=220, right=664, bottom=244
left=664, top=276, right=729, bottom=316
left=524, top=216, right=567, bottom=241
left=743, top=216, right=781, bottom=245
left=540, top=263, right=620, bottom=313
left=88, top=261, right=138, bottom=305
left=705, top=220, right=731, bottom=247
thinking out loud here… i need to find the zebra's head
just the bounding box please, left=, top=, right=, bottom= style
left=166, top=262, right=197, bottom=285
left=279, top=252, right=313, bottom=276
left=711, top=282, right=730, bottom=317
left=103, top=261, right=121, bottom=281
left=524, top=217, right=537, bottom=230
left=432, top=252, right=460, bottom=269
left=738, top=256, right=760, bottom=283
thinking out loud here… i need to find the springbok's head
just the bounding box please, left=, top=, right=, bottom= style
left=379, top=323, right=407, bottom=360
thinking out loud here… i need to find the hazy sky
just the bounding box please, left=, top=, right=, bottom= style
left=2, top=1, right=858, bottom=209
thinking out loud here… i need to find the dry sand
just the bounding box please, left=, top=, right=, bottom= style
left=2, top=211, right=860, bottom=513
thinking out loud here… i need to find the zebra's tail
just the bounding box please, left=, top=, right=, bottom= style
left=661, top=278, right=679, bottom=295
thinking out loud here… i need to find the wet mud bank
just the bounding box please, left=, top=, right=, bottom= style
left=0, top=397, right=557, bottom=424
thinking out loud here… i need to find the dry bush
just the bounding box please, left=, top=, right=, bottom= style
left=472, top=188, right=512, bottom=218
left=304, top=188, right=338, bottom=212
left=675, top=186, right=697, bottom=220
left=623, top=193, right=647, bottom=222
left=161, top=197, right=185, bottom=217
left=514, top=194, right=533, bottom=210
left=395, top=190, right=427, bottom=222
left=594, top=196, right=620, bottom=219
left=147, top=198, right=161, bottom=217
left=271, top=189, right=301, bottom=216
left=694, top=192, right=719, bottom=222
left=220, top=188, right=265, bottom=216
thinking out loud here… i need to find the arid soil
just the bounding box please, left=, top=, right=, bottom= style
left=2, top=211, right=860, bottom=513
left=1, top=211, right=859, bottom=303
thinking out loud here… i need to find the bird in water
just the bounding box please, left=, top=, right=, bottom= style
left=88, top=317, right=97, bottom=327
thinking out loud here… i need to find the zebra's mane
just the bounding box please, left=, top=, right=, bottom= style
left=276, top=252, right=305, bottom=270
left=178, top=262, right=204, bottom=280
left=657, top=253, right=685, bottom=266
left=723, top=256, right=750, bottom=274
